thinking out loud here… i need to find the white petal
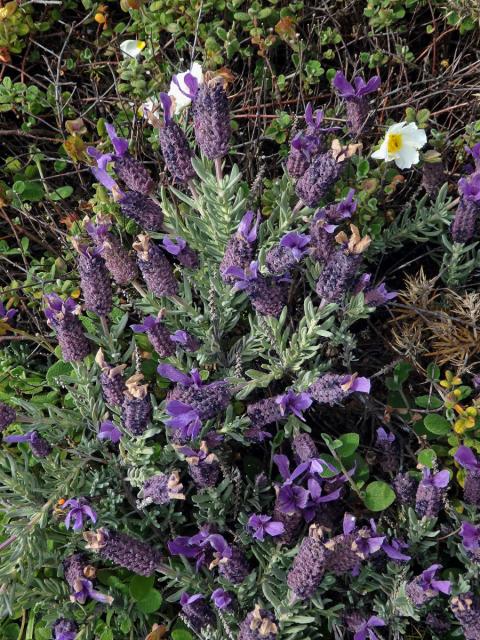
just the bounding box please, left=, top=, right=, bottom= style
left=386, top=121, right=406, bottom=135
left=189, top=61, right=204, bottom=84
left=395, top=145, right=419, bottom=169
left=120, top=40, right=145, bottom=59
left=401, top=124, right=427, bottom=149
left=371, top=138, right=390, bottom=161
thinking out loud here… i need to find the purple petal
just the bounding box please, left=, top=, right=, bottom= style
left=357, top=75, right=381, bottom=96
left=431, top=579, right=451, bottom=595
left=158, top=364, right=192, bottom=385
left=454, top=446, right=479, bottom=470
left=265, top=521, right=285, bottom=537
left=333, top=71, right=355, bottom=98
left=105, top=123, right=129, bottom=157
left=160, top=92, right=173, bottom=124
left=92, top=167, right=119, bottom=192
left=432, top=470, right=450, bottom=488
left=350, top=376, right=371, bottom=393
left=273, top=454, right=291, bottom=480
left=343, top=513, right=356, bottom=535
left=382, top=542, right=411, bottom=562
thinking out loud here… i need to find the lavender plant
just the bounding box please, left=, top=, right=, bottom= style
left=1, top=61, right=478, bottom=640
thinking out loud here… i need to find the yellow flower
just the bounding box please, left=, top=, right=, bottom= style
left=440, top=370, right=462, bottom=389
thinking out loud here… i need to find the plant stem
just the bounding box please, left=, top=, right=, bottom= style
left=215, top=158, right=223, bottom=184
left=132, top=280, right=148, bottom=298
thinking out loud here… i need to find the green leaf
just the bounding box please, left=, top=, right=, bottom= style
left=418, top=448, right=437, bottom=468
left=427, top=363, right=441, bottom=381
left=172, top=631, right=193, bottom=640
left=415, top=395, right=443, bottom=409
left=129, top=575, right=155, bottom=600
left=336, top=433, right=359, bottom=458
left=136, top=588, right=163, bottom=614
left=424, top=414, right=451, bottom=435
left=50, top=185, right=74, bottom=201
left=363, top=481, right=396, bottom=511
left=46, top=360, right=73, bottom=385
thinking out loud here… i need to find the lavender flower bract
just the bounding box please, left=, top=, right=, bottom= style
left=122, top=373, right=152, bottom=435
left=308, top=373, right=371, bottom=405
left=159, top=94, right=195, bottom=184
left=454, top=445, right=480, bottom=506
left=0, top=402, right=16, bottom=431
left=193, top=77, right=231, bottom=159
left=406, top=564, right=451, bottom=606
left=415, top=468, right=450, bottom=518
left=137, top=471, right=185, bottom=507
left=44, top=294, right=91, bottom=362
left=265, top=232, right=311, bottom=275
left=238, top=606, right=278, bottom=640
left=131, top=314, right=175, bottom=358
left=86, top=218, right=138, bottom=285
left=133, top=234, right=178, bottom=297
left=73, top=240, right=112, bottom=317
left=162, top=236, right=199, bottom=269
left=52, top=618, right=78, bottom=640
left=62, top=498, right=97, bottom=531
left=96, top=349, right=127, bottom=406
left=333, top=71, right=381, bottom=136
left=220, top=211, right=260, bottom=283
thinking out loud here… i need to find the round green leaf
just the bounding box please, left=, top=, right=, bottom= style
left=363, top=481, right=396, bottom=511
left=424, top=414, right=451, bottom=435
left=136, top=589, right=163, bottom=614
left=418, top=448, right=437, bottom=468
left=336, top=433, right=360, bottom=458
left=129, top=575, right=155, bottom=601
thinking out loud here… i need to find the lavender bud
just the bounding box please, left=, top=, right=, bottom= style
left=422, top=151, right=446, bottom=198
left=63, top=553, right=89, bottom=591
left=451, top=593, right=480, bottom=640
left=415, top=469, right=449, bottom=518
left=73, top=240, right=112, bottom=317
left=286, top=142, right=310, bottom=180
left=131, top=315, right=175, bottom=358
left=272, top=495, right=303, bottom=545
left=315, top=225, right=371, bottom=302
left=238, top=606, right=278, bottom=640
left=247, top=398, right=283, bottom=430
left=193, top=78, right=230, bottom=159
left=119, top=192, right=164, bottom=232
left=114, top=154, right=155, bottom=195
left=44, top=295, right=91, bottom=362
left=167, top=380, right=231, bottom=422
left=220, top=211, right=259, bottom=283
left=287, top=526, right=326, bottom=599
left=375, top=427, right=399, bottom=474
left=464, top=469, right=480, bottom=506
left=181, top=442, right=221, bottom=489
left=292, top=433, right=319, bottom=464
left=122, top=373, right=152, bottom=435
left=308, top=373, right=370, bottom=405
left=133, top=234, right=178, bottom=297
left=451, top=197, right=479, bottom=244
left=218, top=546, right=249, bottom=584
left=96, top=349, right=126, bottom=406
left=309, top=217, right=336, bottom=264
left=393, top=472, right=417, bottom=506
left=180, top=593, right=215, bottom=632
left=30, top=432, right=52, bottom=458
left=296, top=151, right=344, bottom=207
left=0, top=402, right=16, bottom=432
left=138, top=470, right=185, bottom=507
left=86, top=219, right=138, bottom=285
left=323, top=531, right=360, bottom=576
left=52, top=618, right=78, bottom=640
left=249, top=274, right=288, bottom=317
left=159, top=120, right=195, bottom=184
left=84, top=527, right=163, bottom=576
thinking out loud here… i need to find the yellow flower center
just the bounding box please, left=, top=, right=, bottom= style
left=387, top=133, right=403, bottom=154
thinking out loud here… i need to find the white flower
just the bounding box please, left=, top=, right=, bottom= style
left=168, top=62, right=203, bottom=114
left=371, top=122, right=427, bottom=169
left=120, top=40, right=146, bottom=59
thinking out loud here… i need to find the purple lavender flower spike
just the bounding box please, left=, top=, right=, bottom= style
left=393, top=472, right=417, bottom=505
left=333, top=71, right=381, bottom=136
left=179, top=441, right=221, bottom=488
left=44, top=294, right=90, bottom=362
left=287, top=525, right=326, bottom=599
left=247, top=514, right=285, bottom=541
left=296, top=148, right=346, bottom=207
left=348, top=615, right=386, bottom=640
left=220, top=211, right=260, bottom=283
left=96, top=349, right=127, bottom=407
left=406, top=564, right=451, bottom=606
left=265, top=232, right=311, bottom=275
left=309, top=372, right=370, bottom=405
left=415, top=468, right=450, bottom=518
left=162, top=236, right=199, bottom=269
left=455, top=445, right=480, bottom=506
left=292, top=432, right=319, bottom=463
left=192, top=77, right=231, bottom=159
left=4, top=430, right=52, bottom=457
left=121, top=373, right=152, bottom=436
left=98, top=420, right=122, bottom=444
left=452, top=173, right=480, bottom=243
left=63, top=553, right=113, bottom=605
left=302, top=478, right=342, bottom=523
left=62, top=498, right=97, bottom=531
left=451, top=592, right=480, bottom=640
left=226, top=261, right=288, bottom=317
left=460, top=521, right=480, bottom=556
left=422, top=151, right=446, bottom=198
left=86, top=217, right=138, bottom=285
left=309, top=213, right=337, bottom=264
left=211, top=588, right=232, bottom=610
left=374, top=427, right=399, bottom=473
left=84, top=527, right=163, bottom=576
left=133, top=235, right=178, bottom=297
left=180, top=593, right=215, bottom=632
left=52, top=618, right=78, bottom=640
left=159, top=93, right=195, bottom=184
left=131, top=314, right=175, bottom=358
left=238, top=606, right=278, bottom=640
left=0, top=402, right=16, bottom=432
left=168, top=527, right=221, bottom=569
left=72, top=239, right=112, bottom=317
left=102, top=122, right=155, bottom=194
left=214, top=543, right=250, bottom=584
left=137, top=470, right=185, bottom=507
